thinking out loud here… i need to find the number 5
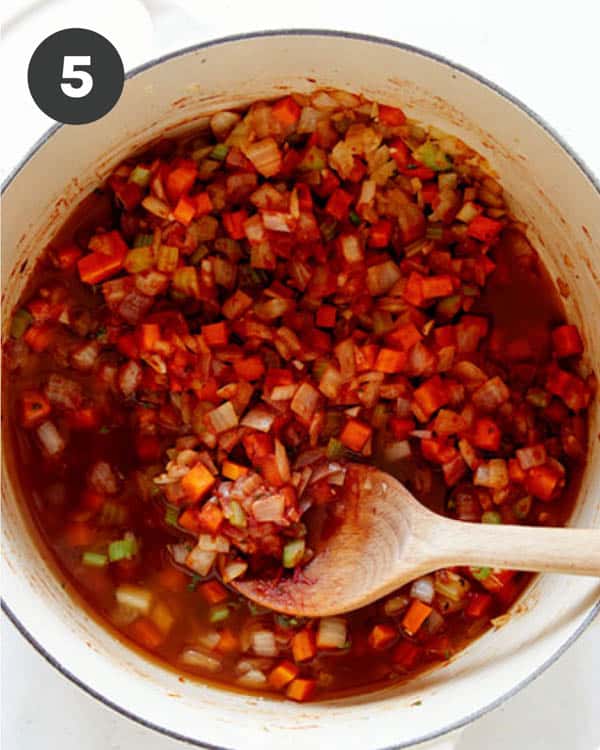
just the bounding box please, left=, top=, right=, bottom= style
left=60, top=56, right=93, bottom=98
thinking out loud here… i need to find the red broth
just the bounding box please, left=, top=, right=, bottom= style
left=4, top=90, right=592, bottom=701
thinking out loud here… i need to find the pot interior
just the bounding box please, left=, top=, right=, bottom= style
left=2, top=32, right=599, bottom=750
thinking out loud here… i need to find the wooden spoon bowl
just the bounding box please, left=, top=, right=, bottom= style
left=234, top=464, right=600, bottom=616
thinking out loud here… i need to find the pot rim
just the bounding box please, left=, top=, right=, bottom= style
left=2, top=27, right=599, bottom=750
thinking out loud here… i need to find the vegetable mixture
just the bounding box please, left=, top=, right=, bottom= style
left=5, top=89, right=594, bottom=702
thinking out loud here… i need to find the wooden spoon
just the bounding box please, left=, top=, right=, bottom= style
left=234, top=463, right=600, bottom=616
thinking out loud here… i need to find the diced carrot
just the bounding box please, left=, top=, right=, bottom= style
left=23, top=323, right=54, bottom=352
left=392, top=640, right=422, bottom=670
left=316, top=305, right=336, bottom=328
left=54, top=242, right=82, bottom=269
left=272, top=96, right=301, bottom=126
left=421, top=275, right=455, bottom=301
left=386, top=322, right=422, bottom=351
left=374, top=348, right=407, bottom=374
left=88, top=230, right=128, bottom=257
left=196, top=502, right=224, bottom=533
left=525, top=464, right=562, bottom=501
left=466, top=215, right=503, bottom=243
left=465, top=592, right=493, bottom=618
left=340, top=418, right=373, bottom=452
left=402, top=599, right=433, bottom=635
left=368, top=624, right=397, bottom=650
left=552, top=325, right=583, bottom=358
left=368, top=219, right=393, bottom=248
left=421, top=437, right=458, bottom=464
left=403, top=272, right=426, bottom=307
left=378, top=104, right=406, bottom=125
left=268, top=660, right=300, bottom=689
left=156, top=566, right=189, bottom=593
left=420, top=182, right=439, bottom=206
left=201, top=321, right=229, bottom=347
left=64, top=522, right=95, bottom=547
left=78, top=251, right=124, bottom=285
left=222, top=210, right=248, bottom=240
left=199, top=579, right=229, bottom=605
left=233, top=356, right=265, bottom=381
left=166, top=165, right=197, bottom=202
left=180, top=463, right=216, bottom=502
left=195, top=191, right=213, bottom=216
left=413, top=375, right=449, bottom=419
left=471, top=418, right=501, bottom=451
left=129, top=617, right=164, bottom=650
left=139, top=323, right=160, bottom=351
left=291, top=628, right=317, bottom=662
left=221, top=461, right=249, bottom=480
left=389, top=416, right=416, bottom=440
left=325, top=188, right=353, bottom=221
left=68, top=407, right=101, bottom=430
left=286, top=678, right=317, bottom=702
left=508, top=457, right=527, bottom=483
left=177, top=508, right=201, bottom=532
left=355, top=343, right=379, bottom=372
left=21, top=389, right=51, bottom=427
left=173, top=195, right=196, bottom=225
left=216, top=627, right=239, bottom=654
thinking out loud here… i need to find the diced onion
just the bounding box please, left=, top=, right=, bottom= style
left=241, top=405, right=275, bottom=432
left=237, top=669, right=267, bottom=687
left=316, top=617, right=347, bottom=649
left=474, top=458, right=509, bottom=489
left=251, top=629, right=278, bottom=657
left=185, top=546, right=216, bottom=576
left=516, top=444, right=547, bottom=470
left=115, top=585, right=153, bottom=614
left=290, top=382, right=320, bottom=422
left=410, top=576, right=435, bottom=604
left=383, top=440, right=411, bottom=462
left=223, top=560, right=248, bottom=583
left=252, top=494, right=285, bottom=524
left=89, top=460, right=118, bottom=494
left=196, top=534, right=230, bottom=553
left=37, top=421, right=65, bottom=456
left=275, top=439, right=291, bottom=483
left=206, top=401, right=239, bottom=433
left=180, top=648, right=222, bottom=672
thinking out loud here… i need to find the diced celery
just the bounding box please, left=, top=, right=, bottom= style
left=299, top=145, right=326, bottom=171
left=164, top=505, right=179, bottom=527
left=190, top=245, right=209, bottom=265
left=514, top=496, right=533, bottom=520
left=10, top=309, right=33, bottom=338
left=425, top=225, right=443, bottom=240
left=82, top=551, right=108, bottom=568
left=349, top=210, right=361, bottom=226
left=125, top=246, right=154, bottom=273
left=482, top=511, right=502, bottom=524
left=312, top=359, right=329, bottom=381
left=225, top=500, right=247, bottom=529
left=326, top=438, right=345, bottom=460
left=319, top=218, right=338, bottom=242
left=129, top=166, right=151, bottom=187
left=133, top=233, right=154, bottom=247
left=282, top=539, right=305, bottom=568
left=108, top=534, right=138, bottom=562
left=436, top=294, right=461, bottom=320
left=209, top=604, right=231, bottom=623
left=372, top=403, right=388, bottom=429
left=412, top=141, right=453, bottom=171
left=210, top=143, right=229, bottom=161
left=471, top=566, right=491, bottom=581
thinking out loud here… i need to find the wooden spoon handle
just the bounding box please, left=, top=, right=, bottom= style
left=428, top=518, right=600, bottom=576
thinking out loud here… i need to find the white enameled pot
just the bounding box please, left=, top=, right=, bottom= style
left=2, top=30, right=599, bottom=750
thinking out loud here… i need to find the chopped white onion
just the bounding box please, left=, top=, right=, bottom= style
left=251, top=629, right=278, bottom=657
left=241, top=405, right=276, bottom=432
left=410, top=576, right=435, bottom=604
left=206, top=401, right=238, bottom=433
left=185, top=546, right=216, bottom=576
left=115, top=585, right=153, bottom=614
left=37, top=421, right=65, bottom=456
left=180, top=648, right=222, bottom=673
left=316, top=617, right=347, bottom=649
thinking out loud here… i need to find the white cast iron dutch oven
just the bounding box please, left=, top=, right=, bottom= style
left=2, top=30, right=600, bottom=750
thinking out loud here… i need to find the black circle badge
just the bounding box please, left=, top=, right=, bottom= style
left=28, top=28, right=124, bottom=125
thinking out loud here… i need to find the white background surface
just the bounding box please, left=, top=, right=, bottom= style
left=1, top=1, right=599, bottom=748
